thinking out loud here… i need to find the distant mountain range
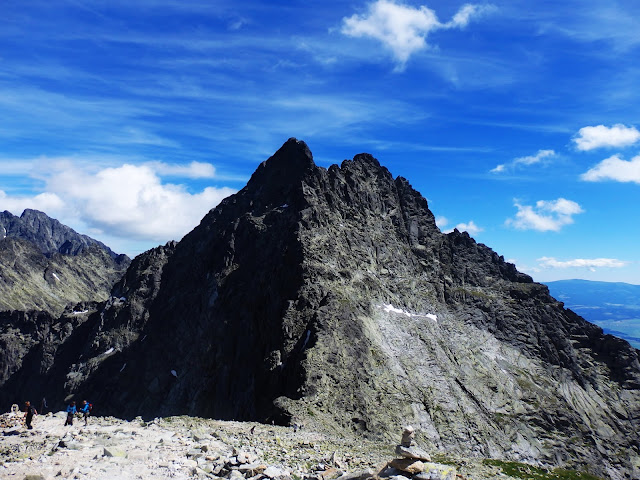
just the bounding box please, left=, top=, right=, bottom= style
left=1, top=209, right=121, bottom=258
left=545, top=279, right=640, bottom=349
left=0, top=209, right=130, bottom=314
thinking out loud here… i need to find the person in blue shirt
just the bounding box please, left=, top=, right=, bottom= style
left=80, top=400, right=91, bottom=426
left=64, top=401, right=76, bottom=426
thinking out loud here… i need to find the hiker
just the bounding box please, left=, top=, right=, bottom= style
left=80, top=400, right=91, bottom=426
left=64, top=400, right=76, bottom=426
left=24, top=401, right=36, bottom=430
left=40, top=397, right=48, bottom=415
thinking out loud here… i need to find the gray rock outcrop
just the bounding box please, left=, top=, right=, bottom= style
left=1, top=139, right=638, bottom=479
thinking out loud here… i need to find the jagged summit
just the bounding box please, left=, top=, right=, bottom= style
left=249, top=137, right=315, bottom=185
left=0, top=209, right=130, bottom=314
left=243, top=138, right=316, bottom=211
left=0, top=208, right=123, bottom=259
left=0, top=139, right=638, bottom=479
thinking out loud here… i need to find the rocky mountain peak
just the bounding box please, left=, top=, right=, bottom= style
left=350, top=152, right=383, bottom=169
left=0, top=208, right=122, bottom=259
left=1, top=139, right=638, bottom=479
left=243, top=138, right=316, bottom=208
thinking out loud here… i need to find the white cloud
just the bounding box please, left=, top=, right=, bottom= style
left=0, top=160, right=236, bottom=249
left=453, top=220, right=483, bottom=235
left=573, top=124, right=640, bottom=151
left=146, top=161, right=216, bottom=179
left=449, top=4, right=485, bottom=28
left=514, top=149, right=555, bottom=166
left=341, top=1, right=491, bottom=70
left=537, top=256, right=629, bottom=270
left=442, top=219, right=483, bottom=235
left=0, top=191, right=64, bottom=214
left=435, top=215, right=449, bottom=228
left=491, top=149, right=555, bottom=173
left=580, top=154, right=640, bottom=184
left=506, top=198, right=583, bottom=232
left=45, top=163, right=235, bottom=241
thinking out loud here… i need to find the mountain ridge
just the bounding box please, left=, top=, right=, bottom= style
left=0, top=139, right=638, bottom=479
left=0, top=209, right=130, bottom=315
left=0, top=209, right=123, bottom=259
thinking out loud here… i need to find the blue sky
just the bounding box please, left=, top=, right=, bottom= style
left=1, top=0, right=639, bottom=284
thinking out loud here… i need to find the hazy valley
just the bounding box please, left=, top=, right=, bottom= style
left=546, top=280, right=640, bottom=350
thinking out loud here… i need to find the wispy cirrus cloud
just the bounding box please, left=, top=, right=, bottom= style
left=145, top=161, right=217, bottom=179
left=341, top=0, right=493, bottom=70
left=537, top=256, right=629, bottom=270
left=506, top=198, right=583, bottom=232
left=534, top=2, right=640, bottom=52
left=0, top=160, right=36, bottom=176
left=573, top=124, right=640, bottom=151
left=491, top=149, right=556, bottom=173
left=580, top=154, right=640, bottom=184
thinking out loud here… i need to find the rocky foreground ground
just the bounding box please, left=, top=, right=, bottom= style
left=1, top=411, right=605, bottom=480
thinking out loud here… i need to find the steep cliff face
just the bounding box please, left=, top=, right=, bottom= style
left=0, top=241, right=174, bottom=410
left=0, top=210, right=129, bottom=315
left=1, top=140, right=638, bottom=479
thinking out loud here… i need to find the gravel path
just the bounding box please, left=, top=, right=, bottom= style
left=0, top=412, right=513, bottom=479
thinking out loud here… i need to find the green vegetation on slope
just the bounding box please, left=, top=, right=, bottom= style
left=482, top=459, right=603, bottom=480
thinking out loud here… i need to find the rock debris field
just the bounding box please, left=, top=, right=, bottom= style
left=0, top=411, right=571, bottom=480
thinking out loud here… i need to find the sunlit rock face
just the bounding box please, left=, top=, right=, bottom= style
left=1, top=139, right=638, bottom=479
left=0, top=209, right=130, bottom=315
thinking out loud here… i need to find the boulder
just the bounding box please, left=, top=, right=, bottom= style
left=229, top=470, right=245, bottom=480
left=263, top=466, right=290, bottom=479
left=317, top=468, right=342, bottom=480
left=395, top=445, right=431, bottom=462
left=103, top=446, right=127, bottom=458
left=337, top=468, right=375, bottom=480
left=413, top=463, right=456, bottom=480
left=388, top=458, right=425, bottom=474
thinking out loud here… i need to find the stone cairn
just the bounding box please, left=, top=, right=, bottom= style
left=380, top=426, right=457, bottom=480
left=0, top=404, right=24, bottom=430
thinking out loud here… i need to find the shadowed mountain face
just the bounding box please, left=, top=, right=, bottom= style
left=0, top=210, right=130, bottom=314
left=0, top=140, right=638, bottom=479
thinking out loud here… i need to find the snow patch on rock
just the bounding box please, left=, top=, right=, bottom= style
left=380, top=304, right=437, bottom=322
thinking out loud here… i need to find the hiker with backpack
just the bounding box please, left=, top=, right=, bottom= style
left=80, top=400, right=91, bottom=426
left=24, top=401, right=37, bottom=430
left=64, top=400, right=76, bottom=426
